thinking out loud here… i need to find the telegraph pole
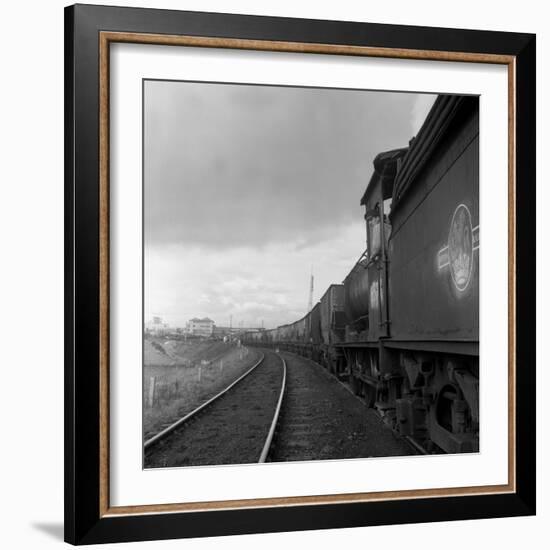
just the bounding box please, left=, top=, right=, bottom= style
left=307, top=266, right=314, bottom=313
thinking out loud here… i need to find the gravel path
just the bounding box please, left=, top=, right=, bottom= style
left=145, top=352, right=284, bottom=468
left=270, top=351, right=413, bottom=461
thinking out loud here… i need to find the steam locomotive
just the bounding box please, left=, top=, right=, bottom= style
left=243, top=95, right=479, bottom=454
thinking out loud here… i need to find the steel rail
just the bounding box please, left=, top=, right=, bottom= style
left=144, top=350, right=265, bottom=450
left=404, top=435, right=429, bottom=455
left=258, top=353, right=287, bottom=463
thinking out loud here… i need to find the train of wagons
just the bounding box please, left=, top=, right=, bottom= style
left=243, top=95, right=479, bottom=454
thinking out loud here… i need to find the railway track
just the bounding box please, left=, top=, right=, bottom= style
left=308, top=357, right=430, bottom=455
left=269, top=351, right=413, bottom=461
left=144, top=351, right=286, bottom=468
left=279, top=352, right=429, bottom=456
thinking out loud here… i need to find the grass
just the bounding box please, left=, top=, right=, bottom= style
left=143, top=346, right=259, bottom=439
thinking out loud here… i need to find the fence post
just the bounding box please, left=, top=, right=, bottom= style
left=147, top=376, right=156, bottom=408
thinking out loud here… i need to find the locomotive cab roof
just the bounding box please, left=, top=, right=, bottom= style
left=360, top=147, right=408, bottom=208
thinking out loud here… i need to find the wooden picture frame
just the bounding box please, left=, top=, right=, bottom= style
left=65, top=3, right=536, bottom=545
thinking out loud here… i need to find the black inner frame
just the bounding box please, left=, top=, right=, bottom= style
left=65, top=4, right=536, bottom=545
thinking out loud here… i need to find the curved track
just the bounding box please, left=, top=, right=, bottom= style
left=144, top=351, right=286, bottom=468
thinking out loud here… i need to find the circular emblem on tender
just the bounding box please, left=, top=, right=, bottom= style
left=448, top=204, right=473, bottom=291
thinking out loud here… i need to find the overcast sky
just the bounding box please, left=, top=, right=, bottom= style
left=144, top=80, right=435, bottom=329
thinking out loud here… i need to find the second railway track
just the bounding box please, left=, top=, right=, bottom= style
left=144, top=350, right=286, bottom=468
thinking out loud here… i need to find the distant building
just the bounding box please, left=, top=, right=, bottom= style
left=187, top=317, right=215, bottom=337
left=145, top=316, right=169, bottom=336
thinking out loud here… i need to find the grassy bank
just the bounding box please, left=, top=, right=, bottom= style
left=143, top=345, right=259, bottom=439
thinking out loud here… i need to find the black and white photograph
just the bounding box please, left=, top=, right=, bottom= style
left=142, top=81, right=480, bottom=469
left=0, top=0, right=544, bottom=545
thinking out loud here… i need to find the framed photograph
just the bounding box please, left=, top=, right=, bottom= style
left=64, top=4, right=536, bottom=545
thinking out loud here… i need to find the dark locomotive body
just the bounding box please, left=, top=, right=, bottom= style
left=243, top=95, right=479, bottom=454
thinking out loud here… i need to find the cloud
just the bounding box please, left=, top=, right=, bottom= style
left=143, top=81, right=439, bottom=328
left=145, top=221, right=365, bottom=329
left=144, top=81, right=436, bottom=250
left=410, top=93, right=437, bottom=135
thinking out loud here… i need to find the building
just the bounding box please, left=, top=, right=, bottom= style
left=145, top=316, right=169, bottom=336
left=187, top=317, right=215, bottom=337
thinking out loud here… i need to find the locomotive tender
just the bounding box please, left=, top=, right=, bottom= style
left=243, top=95, right=479, bottom=454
